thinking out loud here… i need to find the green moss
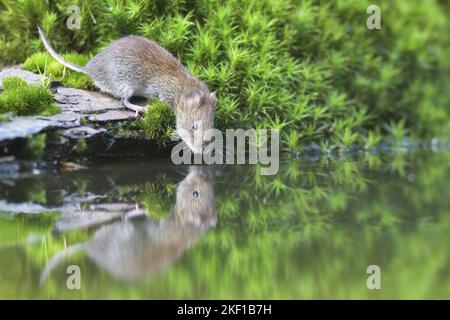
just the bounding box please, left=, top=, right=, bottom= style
left=0, top=114, right=11, bottom=122
left=21, top=133, right=47, bottom=159
left=80, top=116, right=88, bottom=125
left=113, top=181, right=176, bottom=220
left=140, top=183, right=175, bottom=220
left=138, top=100, right=175, bottom=143
left=74, top=138, right=88, bottom=154
left=0, top=77, right=60, bottom=116
left=23, top=52, right=93, bottom=89
left=364, top=129, right=383, bottom=150
left=2, top=76, right=28, bottom=91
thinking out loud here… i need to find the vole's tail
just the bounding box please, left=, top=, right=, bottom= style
left=39, top=242, right=85, bottom=286
left=37, top=26, right=86, bottom=74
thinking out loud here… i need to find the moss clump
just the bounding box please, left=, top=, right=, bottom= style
left=23, top=52, right=93, bottom=89
left=0, top=77, right=60, bottom=116
left=138, top=100, right=175, bottom=143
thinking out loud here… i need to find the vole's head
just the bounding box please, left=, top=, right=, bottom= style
left=176, top=89, right=216, bottom=154
left=175, top=166, right=216, bottom=227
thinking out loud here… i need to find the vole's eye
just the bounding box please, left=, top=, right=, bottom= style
left=192, top=191, right=199, bottom=198
left=192, top=123, right=198, bottom=131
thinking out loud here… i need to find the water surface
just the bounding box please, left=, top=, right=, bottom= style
left=0, top=150, right=449, bottom=299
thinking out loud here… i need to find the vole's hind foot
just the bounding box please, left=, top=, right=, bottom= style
left=121, top=98, right=146, bottom=117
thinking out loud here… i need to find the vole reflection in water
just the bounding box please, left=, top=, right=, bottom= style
left=41, top=166, right=216, bottom=283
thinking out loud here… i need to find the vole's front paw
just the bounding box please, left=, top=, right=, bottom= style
left=122, top=98, right=146, bottom=117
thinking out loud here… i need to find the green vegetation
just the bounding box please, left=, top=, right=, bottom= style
left=113, top=100, right=174, bottom=144
left=23, top=52, right=93, bottom=89
left=138, top=99, right=175, bottom=142
left=115, top=180, right=176, bottom=220
left=0, top=77, right=59, bottom=116
left=20, top=133, right=47, bottom=159
left=0, top=0, right=448, bottom=149
left=74, top=138, right=88, bottom=154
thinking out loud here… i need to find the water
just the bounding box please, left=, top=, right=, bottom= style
left=0, top=150, right=449, bottom=299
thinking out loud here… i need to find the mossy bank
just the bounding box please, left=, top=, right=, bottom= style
left=0, top=76, right=59, bottom=116
left=0, top=0, right=449, bottom=153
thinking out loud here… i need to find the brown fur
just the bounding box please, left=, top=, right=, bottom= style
left=85, top=36, right=207, bottom=106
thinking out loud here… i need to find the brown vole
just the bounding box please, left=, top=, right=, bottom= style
left=40, top=166, right=216, bottom=282
left=38, top=27, right=217, bottom=154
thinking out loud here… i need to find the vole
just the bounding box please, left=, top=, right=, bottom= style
left=40, top=166, right=216, bottom=282
left=38, top=27, right=216, bottom=154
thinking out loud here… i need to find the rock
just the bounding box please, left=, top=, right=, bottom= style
left=0, top=200, right=49, bottom=214
left=42, top=112, right=81, bottom=123
left=88, top=110, right=137, bottom=122
left=55, top=203, right=140, bottom=233
left=53, top=87, right=124, bottom=113
left=0, top=114, right=79, bottom=142
left=62, top=126, right=106, bottom=139
left=0, top=156, right=15, bottom=163
left=0, top=66, right=47, bottom=89
left=0, top=161, right=20, bottom=179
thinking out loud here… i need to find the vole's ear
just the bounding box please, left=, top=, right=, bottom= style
left=183, top=90, right=202, bottom=106
left=210, top=92, right=217, bottom=105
